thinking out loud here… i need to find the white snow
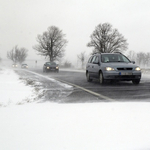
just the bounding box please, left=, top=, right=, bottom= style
left=0, top=68, right=36, bottom=106
left=26, top=69, right=73, bottom=89
left=0, top=67, right=150, bottom=150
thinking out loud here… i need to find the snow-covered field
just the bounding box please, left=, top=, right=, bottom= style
left=1, top=67, right=150, bottom=150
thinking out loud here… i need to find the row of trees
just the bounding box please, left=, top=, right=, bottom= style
left=7, top=23, right=129, bottom=65
left=127, top=50, right=150, bottom=67
left=33, top=23, right=128, bottom=62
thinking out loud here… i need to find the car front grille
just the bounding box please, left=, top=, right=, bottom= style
left=117, top=68, right=133, bottom=70
left=115, top=75, right=135, bottom=79
left=51, top=67, right=56, bottom=69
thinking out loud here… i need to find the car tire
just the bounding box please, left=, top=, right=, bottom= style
left=86, top=72, right=92, bottom=82
left=132, top=79, right=140, bottom=85
left=99, top=71, right=105, bottom=84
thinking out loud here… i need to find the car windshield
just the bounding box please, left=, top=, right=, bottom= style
left=46, top=62, right=56, bottom=65
left=101, top=54, right=131, bottom=63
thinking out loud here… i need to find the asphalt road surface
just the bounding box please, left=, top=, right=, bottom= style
left=16, top=68, right=150, bottom=102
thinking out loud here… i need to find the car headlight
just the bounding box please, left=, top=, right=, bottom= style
left=47, top=67, right=50, bottom=69
left=56, top=66, right=59, bottom=69
left=135, top=67, right=141, bottom=71
left=106, top=67, right=115, bottom=71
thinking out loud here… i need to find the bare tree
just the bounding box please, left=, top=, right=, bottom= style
left=17, top=47, right=28, bottom=64
left=136, top=52, right=145, bottom=66
left=7, top=46, right=17, bottom=63
left=127, top=50, right=136, bottom=61
left=7, top=45, right=28, bottom=64
left=33, top=26, right=68, bottom=62
left=87, top=23, right=128, bottom=54
left=77, top=51, right=86, bottom=69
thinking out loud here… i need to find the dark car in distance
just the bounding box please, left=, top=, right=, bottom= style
left=43, top=62, right=59, bottom=73
left=86, top=52, right=141, bottom=85
left=21, top=64, right=28, bottom=69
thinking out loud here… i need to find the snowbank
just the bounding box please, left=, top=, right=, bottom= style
left=1, top=103, right=150, bottom=150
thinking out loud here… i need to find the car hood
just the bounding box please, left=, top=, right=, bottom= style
left=103, top=62, right=139, bottom=68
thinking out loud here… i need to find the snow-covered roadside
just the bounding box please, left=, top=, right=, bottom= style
left=1, top=68, right=150, bottom=150
left=1, top=102, right=150, bottom=150
left=0, top=68, right=73, bottom=106
left=0, top=68, right=38, bottom=106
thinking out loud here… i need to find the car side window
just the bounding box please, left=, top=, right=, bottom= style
left=91, top=56, right=96, bottom=63
left=91, top=56, right=99, bottom=64
left=94, top=56, right=99, bottom=63
left=88, top=56, right=93, bottom=63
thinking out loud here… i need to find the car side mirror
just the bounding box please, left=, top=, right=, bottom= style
left=93, top=61, right=99, bottom=65
left=131, top=61, right=135, bottom=64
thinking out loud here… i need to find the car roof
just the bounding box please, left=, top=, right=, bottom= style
left=92, top=53, right=123, bottom=57
left=93, top=52, right=122, bottom=55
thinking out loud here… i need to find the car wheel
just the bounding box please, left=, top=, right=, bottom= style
left=132, top=79, right=140, bottom=85
left=99, top=71, right=105, bottom=84
left=86, top=72, right=92, bottom=82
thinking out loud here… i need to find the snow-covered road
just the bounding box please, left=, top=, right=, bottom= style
left=1, top=67, right=150, bottom=150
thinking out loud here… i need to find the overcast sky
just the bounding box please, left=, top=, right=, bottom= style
left=0, top=0, right=150, bottom=63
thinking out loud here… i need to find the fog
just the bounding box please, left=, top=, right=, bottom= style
left=1, top=0, right=150, bottom=65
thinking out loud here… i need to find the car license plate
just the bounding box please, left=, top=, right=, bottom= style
left=119, top=72, right=132, bottom=75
